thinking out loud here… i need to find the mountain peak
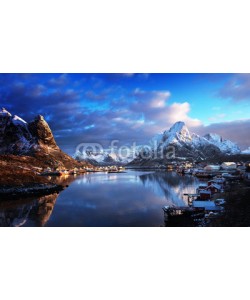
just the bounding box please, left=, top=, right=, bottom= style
left=131, top=120, right=242, bottom=166
left=169, top=121, right=186, bottom=133
left=0, top=107, right=12, bottom=117
left=0, top=109, right=88, bottom=169
left=35, top=115, right=45, bottom=122
left=29, top=115, right=58, bottom=149
left=166, top=121, right=191, bottom=143
left=0, top=109, right=59, bottom=154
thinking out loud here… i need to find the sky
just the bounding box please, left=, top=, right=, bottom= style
left=0, top=73, right=250, bottom=154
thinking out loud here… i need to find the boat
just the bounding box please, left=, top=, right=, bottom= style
left=195, top=172, right=214, bottom=178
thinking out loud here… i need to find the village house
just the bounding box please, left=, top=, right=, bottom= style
left=221, top=162, right=237, bottom=170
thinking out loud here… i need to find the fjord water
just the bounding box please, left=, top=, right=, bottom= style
left=0, top=170, right=204, bottom=227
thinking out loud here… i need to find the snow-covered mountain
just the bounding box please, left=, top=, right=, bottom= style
left=0, top=107, right=59, bottom=154
left=0, top=108, right=34, bottom=154
left=74, top=150, right=133, bottom=165
left=0, top=108, right=87, bottom=169
left=203, top=133, right=241, bottom=155
left=148, top=122, right=240, bottom=155
left=129, top=121, right=241, bottom=165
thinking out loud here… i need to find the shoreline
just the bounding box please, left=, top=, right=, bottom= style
left=0, top=154, right=88, bottom=200
left=0, top=183, right=65, bottom=200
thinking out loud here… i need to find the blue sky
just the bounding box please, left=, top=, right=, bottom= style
left=1, top=73, right=250, bottom=154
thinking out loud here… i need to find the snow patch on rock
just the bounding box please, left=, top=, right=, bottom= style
left=0, top=107, right=12, bottom=117
left=242, top=147, right=250, bottom=154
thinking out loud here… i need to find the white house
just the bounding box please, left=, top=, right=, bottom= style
left=204, top=165, right=220, bottom=171
left=221, top=162, right=237, bottom=170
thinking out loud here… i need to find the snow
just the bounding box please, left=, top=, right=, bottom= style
left=149, top=122, right=200, bottom=150
left=149, top=133, right=163, bottom=148
left=75, top=121, right=242, bottom=165
left=204, top=133, right=222, bottom=143
left=159, top=122, right=192, bottom=147
left=160, top=121, right=240, bottom=154
left=191, top=133, right=210, bottom=147
left=0, top=107, right=12, bottom=117
left=74, top=150, right=133, bottom=164
left=168, top=122, right=192, bottom=144
left=134, top=121, right=241, bottom=161
left=242, top=147, right=250, bottom=154
left=203, top=133, right=240, bottom=154
left=204, top=134, right=241, bottom=154
left=169, top=121, right=186, bottom=134
left=109, top=152, right=121, bottom=161
left=0, top=110, right=49, bottom=154
left=12, top=115, right=27, bottom=126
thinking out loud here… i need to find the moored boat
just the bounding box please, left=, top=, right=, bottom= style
left=195, top=172, right=214, bottom=178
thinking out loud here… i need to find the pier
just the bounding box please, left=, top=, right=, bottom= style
left=163, top=204, right=223, bottom=224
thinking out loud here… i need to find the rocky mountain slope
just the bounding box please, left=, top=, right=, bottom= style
left=0, top=108, right=89, bottom=170
left=129, top=121, right=241, bottom=166
left=0, top=108, right=91, bottom=190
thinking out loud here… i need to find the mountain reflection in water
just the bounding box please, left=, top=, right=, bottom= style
left=0, top=175, right=75, bottom=227
left=139, top=172, right=200, bottom=207
left=0, top=171, right=204, bottom=227
left=0, top=193, right=59, bottom=227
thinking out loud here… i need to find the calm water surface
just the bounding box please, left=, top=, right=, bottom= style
left=0, top=170, right=205, bottom=227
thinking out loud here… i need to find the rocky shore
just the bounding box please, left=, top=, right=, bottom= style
left=0, top=183, right=64, bottom=200
left=0, top=109, right=93, bottom=200
left=0, top=154, right=77, bottom=200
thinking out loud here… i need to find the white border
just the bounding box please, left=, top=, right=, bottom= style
left=0, top=0, right=250, bottom=72
left=0, top=1, right=249, bottom=299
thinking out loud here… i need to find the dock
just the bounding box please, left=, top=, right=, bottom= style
left=163, top=203, right=223, bottom=223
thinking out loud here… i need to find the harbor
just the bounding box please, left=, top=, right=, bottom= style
left=162, top=160, right=250, bottom=226
left=40, top=165, right=126, bottom=176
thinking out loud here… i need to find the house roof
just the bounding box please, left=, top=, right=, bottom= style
left=211, top=183, right=221, bottom=189
left=200, top=190, right=211, bottom=195
left=193, top=201, right=216, bottom=208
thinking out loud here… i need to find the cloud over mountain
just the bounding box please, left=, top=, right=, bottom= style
left=0, top=73, right=249, bottom=154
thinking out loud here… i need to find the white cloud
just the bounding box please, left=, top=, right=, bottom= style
left=130, top=89, right=202, bottom=134
left=166, top=102, right=202, bottom=127
left=149, top=92, right=171, bottom=108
